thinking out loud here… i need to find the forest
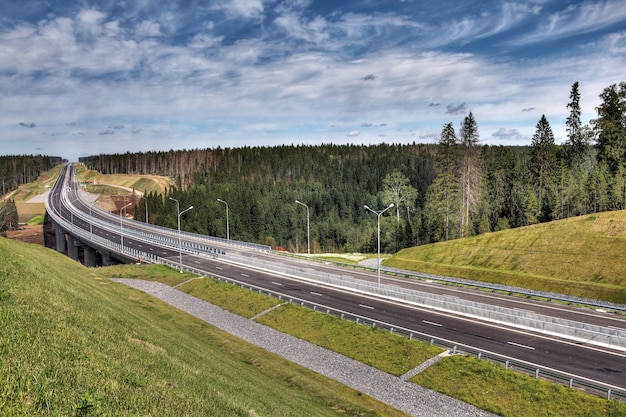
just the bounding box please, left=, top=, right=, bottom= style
left=77, top=81, right=626, bottom=254
left=0, top=154, right=63, bottom=232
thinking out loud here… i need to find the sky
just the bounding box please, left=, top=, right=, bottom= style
left=1, top=0, right=625, bottom=162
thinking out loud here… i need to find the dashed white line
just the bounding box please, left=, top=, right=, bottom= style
left=422, top=320, right=443, bottom=327
left=215, top=266, right=223, bottom=270
left=310, top=291, right=323, bottom=296
left=359, top=304, right=375, bottom=310
left=272, top=282, right=283, bottom=286
left=241, top=273, right=249, bottom=277
left=508, top=341, right=535, bottom=350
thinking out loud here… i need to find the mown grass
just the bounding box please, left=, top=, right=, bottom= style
left=14, top=201, right=45, bottom=223
left=311, top=253, right=379, bottom=265
left=75, top=164, right=173, bottom=195
left=0, top=238, right=408, bottom=417
left=254, top=304, right=444, bottom=376
left=143, top=266, right=626, bottom=417
left=411, top=355, right=626, bottom=417
left=386, top=210, right=626, bottom=304
left=2, top=165, right=62, bottom=222
left=26, top=214, right=45, bottom=225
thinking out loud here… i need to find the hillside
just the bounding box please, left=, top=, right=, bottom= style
left=386, top=210, right=626, bottom=304
left=0, top=237, right=404, bottom=416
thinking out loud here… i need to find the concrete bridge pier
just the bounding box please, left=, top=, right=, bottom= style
left=67, top=235, right=79, bottom=261
left=84, top=246, right=97, bottom=267
left=101, top=251, right=114, bottom=266
left=55, top=223, right=67, bottom=253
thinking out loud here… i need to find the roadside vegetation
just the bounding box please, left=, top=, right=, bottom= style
left=411, top=355, right=626, bottom=417
left=114, top=264, right=626, bottom=417
left=386, top=209, right=626, bottom=304
left=75, top=164, right=173, bottom=196
left=2, top=237, right=625, bottom=416
left=0, top=237, right=407, bottom=417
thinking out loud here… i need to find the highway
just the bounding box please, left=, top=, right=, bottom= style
left=46, top=163, right=626, bottom=394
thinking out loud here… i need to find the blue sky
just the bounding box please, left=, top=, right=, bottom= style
left=1, top=0, right=625, bottom=161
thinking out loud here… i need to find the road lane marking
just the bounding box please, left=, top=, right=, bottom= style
left=422, top=320, right=443, bottom=327
left=359, top=304, right=375, bottom=310
left=272, top=282, right=283, bottom=286
left=310, top=291, right=323, bottom=296
left=508, top=341, right=535, bottom=350
left=215, top=266, right=223, bottom=270
left=241, top=273, right=249, bottom=277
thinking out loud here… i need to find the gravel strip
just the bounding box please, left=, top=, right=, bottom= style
left=112, top=278, right=496, bottom=417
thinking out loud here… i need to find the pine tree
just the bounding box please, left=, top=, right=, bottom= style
left=458, top=112, right=482, bottom=237
left=531, top=115, right=557, bottom=220
left=565, top=82, right=589, bottom=168
left=593, top=82, right=626, bottom=173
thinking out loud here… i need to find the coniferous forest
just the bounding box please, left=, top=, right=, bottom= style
left=77, top=82, right=626, bottom=254
left=0, top=155, right=63, bottom=232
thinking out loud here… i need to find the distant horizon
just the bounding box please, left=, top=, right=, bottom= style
left=1, top=1, right=625, bottom=162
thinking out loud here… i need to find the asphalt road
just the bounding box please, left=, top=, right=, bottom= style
left=48, top=163, right=626, bottom=393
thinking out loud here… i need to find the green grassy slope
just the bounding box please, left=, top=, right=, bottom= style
left=0, top=237, right=406, bottom=417
left=386, top=210, right=626, bottom=304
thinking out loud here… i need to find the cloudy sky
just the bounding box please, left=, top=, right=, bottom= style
left=1, top=0, right=625, bottom=161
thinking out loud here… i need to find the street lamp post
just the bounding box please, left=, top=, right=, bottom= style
left=364, top=203, right=394, bottom=286
left=169, top=197, right=194, bottom=273
left=217, top=198, right=229, bottom=240
left=119, top=201, right=133, bottom=251
left=295, top=200, right=310, bottom=256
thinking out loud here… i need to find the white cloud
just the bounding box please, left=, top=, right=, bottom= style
left=76, top=9, right=107, bottom=38
left=512, top=0, right=626, bottom=45
left=492, top=128, right=522, bottom=140
left=347, top=131, right=360, bottom=137
left=217, top=0, right=264, bottom=19
left=136, top=20, right=161, bottom=37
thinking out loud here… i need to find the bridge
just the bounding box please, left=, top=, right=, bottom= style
left=45, top=163, right=269, bottom=267
left=45, top=163, right=626, bottom=400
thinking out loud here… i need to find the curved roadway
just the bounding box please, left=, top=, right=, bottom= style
left=47, top=163, right=626, bottom=393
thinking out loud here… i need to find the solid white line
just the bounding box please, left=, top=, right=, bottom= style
left=508, top=341, right=535, bottom=350
left=422, top=320, right=443, bottom=327
left=359, top=304, right=375, bottom=310
left=310, top=291, right=323, bottom=296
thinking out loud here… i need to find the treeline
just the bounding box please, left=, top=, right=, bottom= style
left=0, top=154, right=63, bottom=232
left=0, top=155, right=64, bottom=196
left=80, top=81, right=626, bottom=254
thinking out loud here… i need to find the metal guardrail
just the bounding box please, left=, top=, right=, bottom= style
left=150, top=258, right=626, bottom=403
left=281, top=253, right=626, bottom=315
left=220, top=253, right=626, bottom=351
left=48, top=166, right=626, bottom=401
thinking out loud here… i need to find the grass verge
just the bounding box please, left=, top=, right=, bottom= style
left=411, top=355, right=626, bottom=417
left=142, top=267, right=626, bottom=417
left=386, top=210, right=626, bottom=304
left=0, top=238, right=407, bottom=417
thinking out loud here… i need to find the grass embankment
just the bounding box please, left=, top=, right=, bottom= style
left=3, top=165, right=63, bottom=222
left=75, top=164, right=173, bottom=196
left=120, top=265, right=626, bottom=417
left=0, top=238, right=407, bottom=417
left=411, top=355, right=625, bottom=417
left=386, top=210, right=626, bottom=304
